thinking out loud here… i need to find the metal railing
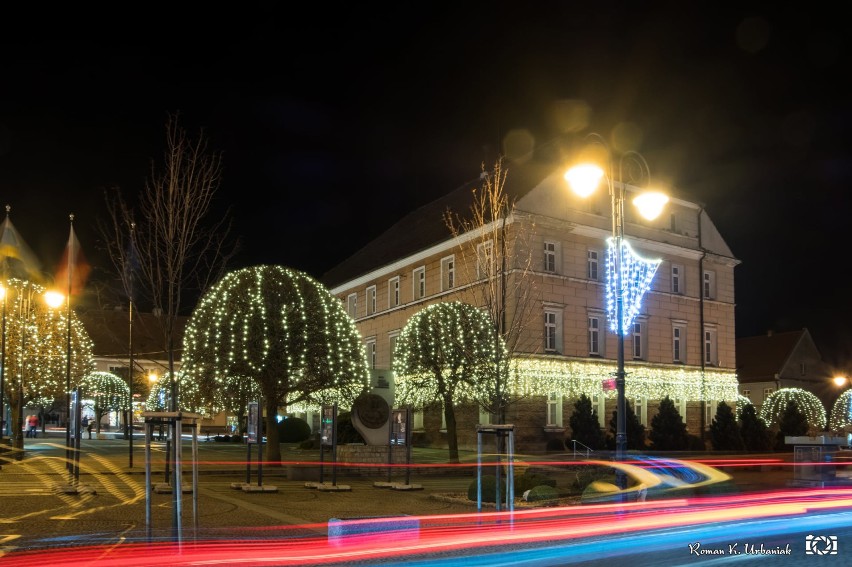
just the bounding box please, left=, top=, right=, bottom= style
left=572, top=439, right=593, bottom=458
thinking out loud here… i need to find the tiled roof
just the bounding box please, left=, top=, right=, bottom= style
left=77, top=308, right=187, bottom=363
left=736, top=329, right=806, bottom=383
left=320, top=159, right=556, bottom=288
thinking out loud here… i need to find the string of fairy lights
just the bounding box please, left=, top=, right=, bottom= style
left=605, top=238, right=661, bottom=335
left=758, top=387, right=827, bottom=431
left=181, top=266, right=369, bottom=415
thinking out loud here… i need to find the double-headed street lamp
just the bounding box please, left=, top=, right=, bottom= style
left=565, top=133, right=668, bottom=485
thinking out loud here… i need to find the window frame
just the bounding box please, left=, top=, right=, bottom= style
left=587, top=249, right=600, bottom=281
left=671, top=263, right=683, bottom=294
left=366, top=285, right=376, bottom=316
left=477, top=240, right=494, bottom=280
left=588, top=314, right=602, bottom=356
left=543, top=240, right=558, bottom=273
left=347, top=293, right=357, bottom=318
left=703, top=270, right=716, bottom=300
left=546, top=392, right=562, bottom=427
left=388, top=276, right=400, bottom=308
left=704, top=325, right=718, bottom=366
left=413, top=266, right=426, bottom=300
left=441, top=255, right=455, bottom=291
left=544, top=308, right=562, bottom=354
left=672, top=322, right=686, bottom=363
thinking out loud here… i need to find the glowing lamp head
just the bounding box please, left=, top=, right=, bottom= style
left=633, top=191, right=669, bottom=220
left=44, top=291, right=65, bottom=309
left=565, top=164, right=604, bottom=198
left=833, top=375, right=848, bottom=387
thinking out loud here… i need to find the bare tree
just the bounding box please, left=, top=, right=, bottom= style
left=443, top=157, right=539, bottom=424
left=100, top=112, right=239, bottom=411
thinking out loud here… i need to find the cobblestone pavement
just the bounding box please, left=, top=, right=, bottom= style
left=0, top=432, right=801, bottom=557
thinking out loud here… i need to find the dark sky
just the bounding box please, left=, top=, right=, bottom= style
left=1, top=5, right=850, bottom=370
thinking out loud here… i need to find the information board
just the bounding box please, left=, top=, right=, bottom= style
left=247, top=401, right=259, bottom=444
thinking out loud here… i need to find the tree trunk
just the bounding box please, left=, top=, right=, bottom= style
left=10, top=399, right=23, bottom=455
left=444, top=396, right=459, bottom=463
left=264, top=398, right=281, bottom=465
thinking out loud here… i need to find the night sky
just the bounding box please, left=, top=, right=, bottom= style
left=1, top=5, right=850, bottom=370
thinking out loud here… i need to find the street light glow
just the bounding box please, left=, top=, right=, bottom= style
left=565, top=164, right=604, bottom=198
left=44, top=290, right=65, bottom=309
left=633, top=191, right=669, bottom=220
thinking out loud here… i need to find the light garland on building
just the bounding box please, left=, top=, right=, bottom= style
left=758, top=387, right=827, bottom=430
left=606, top=238, right=661, bottom=335
left=393, top=351, right=739, bottom=408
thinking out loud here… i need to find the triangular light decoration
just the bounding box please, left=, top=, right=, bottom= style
left=605, top=238, right=661, bottom=335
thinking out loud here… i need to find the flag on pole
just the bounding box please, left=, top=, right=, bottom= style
left=0, top=207, right=42, bottom=278
left=55, top=218, right=91, bottom=296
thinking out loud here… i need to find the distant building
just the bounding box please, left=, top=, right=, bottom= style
left=321, top=156, right=740, bottom=451
left=737, top=328, right=835, bottom=410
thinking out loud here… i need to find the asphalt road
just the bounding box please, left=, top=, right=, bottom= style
left=0, top=431, right=811, bottom=564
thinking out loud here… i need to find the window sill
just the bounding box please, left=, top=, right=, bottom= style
left=543, top=426, right=564, bottom=433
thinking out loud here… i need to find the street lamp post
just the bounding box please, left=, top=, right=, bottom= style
left=0, top=284, right=6, bottom=443
left=566, top=133, right=668, bottom=487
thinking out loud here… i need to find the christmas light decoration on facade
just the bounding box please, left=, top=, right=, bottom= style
left=605, top=238, right=661, bottom=334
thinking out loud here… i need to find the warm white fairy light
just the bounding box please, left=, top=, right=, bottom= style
left=758, top=387, right=827, bottom=430
left=79, top=370, right=130, bottom=414
left=181, top=266, right=369, bottom=417
left=735, top=394, right=753, bottom=422
left=393, top=348, right=738, bottom=408
left=392, top=301, right=505, bottom=407
left=829, top=389, right=852, bottom=433
left=605, top=238, right=661, bottom=334
left=4, top=277, right=94, bottom=413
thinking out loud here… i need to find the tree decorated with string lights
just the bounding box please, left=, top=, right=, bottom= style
left=758, top=387, right=826, bottom=433
left=181, top=265, right=370, bottom=463
left=735, top=394, right=753, bottom=422
left=79, top=371, right=130, bottom=435
left=829, top=389, right=852, bottom=433
left=393, top=301, right=506, bottom=463
left=2, top=278, right=94, bottom=451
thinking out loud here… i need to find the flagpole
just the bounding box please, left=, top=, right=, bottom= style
left=128, top=222, right=135, bottom=468
left=65, top=214, right=74, bottom=479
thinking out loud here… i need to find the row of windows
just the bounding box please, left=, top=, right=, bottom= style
left=346, top=240, right=721, bottom=320
left=542, top=241, right=718, bottom=299
left=544, top=309, right=720, bottom=365
left=346, top=256, right=457, bottom=318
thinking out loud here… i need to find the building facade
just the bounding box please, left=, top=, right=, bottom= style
left=321, top=159, right=740, bottom=451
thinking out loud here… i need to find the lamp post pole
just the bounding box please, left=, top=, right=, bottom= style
left=0, top=285, right=6, bottom=444
left=566, top=134, right=668, bottom=490
left=610, top=166, right=628, bottom=471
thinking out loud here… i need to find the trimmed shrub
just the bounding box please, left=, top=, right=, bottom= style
left=516, top=472, right=557, bottom=493
left=525, top=485, right=559, bottom=504
left=278, top=416, right=312, bottom=443
left=468, top=475, right=506, bottom=503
